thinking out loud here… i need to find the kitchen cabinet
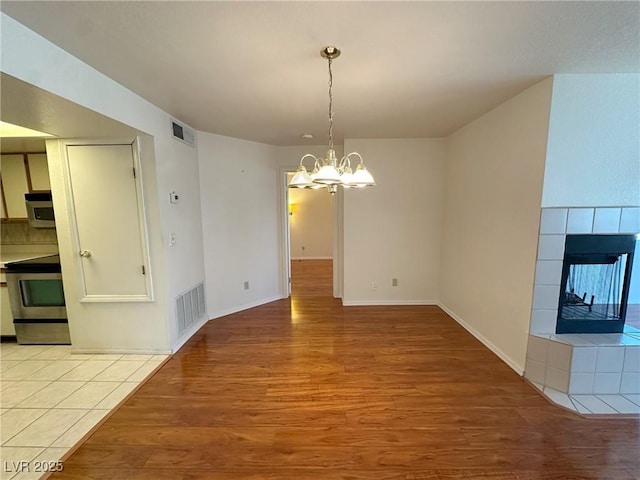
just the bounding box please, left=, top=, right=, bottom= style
left=0, top=189, right=6, bottom=220
left=27, top=154, right=51, bottom=191
left=0, top=152, right=50, bottom=220
left=0, top=154, right=29, bottom=219
left=0, top=270, right=16, bottom=336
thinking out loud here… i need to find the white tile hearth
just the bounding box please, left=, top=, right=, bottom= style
left=526, top=330, right=640, bottom=415
left=571, top=394, right=619, bottom=414
left=593, top=372, right=622, bottom=394
left=571, top=347, right=597, bottom=372
left=624, top=347, right=640, bottom=372
left=0, top=343, right=168, bottom=480
left=595, top=347, right=625, bottom=372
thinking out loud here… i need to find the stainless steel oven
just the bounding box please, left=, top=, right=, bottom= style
left=6, top=255, right=70, bottom=344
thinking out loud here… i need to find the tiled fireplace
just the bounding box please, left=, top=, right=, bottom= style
left=525, top=206, right=640, bottom=415
left=557, top=233, right=635, bottom=334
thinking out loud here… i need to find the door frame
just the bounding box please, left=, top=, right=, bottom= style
left=51, top=137, right=154, bottom=302
left=277, top=167, right=343, bottom=299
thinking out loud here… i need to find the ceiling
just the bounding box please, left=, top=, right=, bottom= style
left=1, top=1, right=638, bottom=146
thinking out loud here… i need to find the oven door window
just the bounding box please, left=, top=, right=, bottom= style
left=20, top=280, right=65, bottom=307
left=33, top=207, right=55, bottom=221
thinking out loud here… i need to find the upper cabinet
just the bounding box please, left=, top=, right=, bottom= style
left=1, top=154, right=29, bottom=219
left=27, top=154, right=51, bottom=191
left=0, top=152, right=50, bottom=220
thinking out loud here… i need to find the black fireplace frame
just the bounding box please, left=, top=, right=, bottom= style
left=556, top=234, right=636, bottom=334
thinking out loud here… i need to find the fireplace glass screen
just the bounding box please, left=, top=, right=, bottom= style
left=556, top=235, right=635, bottom=334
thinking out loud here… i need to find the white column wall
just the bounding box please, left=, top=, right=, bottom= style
left=440, top=78, right=554, bottom=373
left=542, top=74, right=640, bottom=208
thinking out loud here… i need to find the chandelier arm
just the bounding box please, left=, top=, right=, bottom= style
left=344, top=152, right=365, bottom=166
left=299, top=153, right=321, bottom=167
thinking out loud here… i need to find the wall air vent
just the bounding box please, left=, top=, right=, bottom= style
left=176, top=282, right=206, bottom=335
left=170, top=119, right=195, bottom=147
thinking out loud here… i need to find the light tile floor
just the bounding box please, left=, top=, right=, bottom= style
left=534, top=385, right=640, bottom=415
left=0, top=343, right=168, bottom=480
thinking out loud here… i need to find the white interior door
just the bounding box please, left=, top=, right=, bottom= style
left=66, top=142, right=151, bottom=300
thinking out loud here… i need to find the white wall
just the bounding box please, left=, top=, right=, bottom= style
left=288, top=186, right=333, bottom=259
left=542, top=74, right=640, bottom=208
left=197, top=132, right=282, bottom=318
left=1, top=13, right=206, bottom=352
left=440, top=78, right=554, bottom=373
left=342, top=138, right=445, bottom=305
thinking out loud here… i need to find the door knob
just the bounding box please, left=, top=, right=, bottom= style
left=79, top=250, right=92, bottom=258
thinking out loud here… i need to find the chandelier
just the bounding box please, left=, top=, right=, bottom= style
left=288, top=46, right=375, bottom=193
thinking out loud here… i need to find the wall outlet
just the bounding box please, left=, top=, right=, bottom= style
left=169, top=232, right=177, bottom=247
left=371, top=282, right=377, bottom=291
left=392, top=278, right=398, bottom=287
left=243, top=281, right=249, bottom=290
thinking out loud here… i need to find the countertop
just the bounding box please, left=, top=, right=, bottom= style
left=0, top=252, right=58, bottom=269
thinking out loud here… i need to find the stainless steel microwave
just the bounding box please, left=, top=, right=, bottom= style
left=25, top=192, right=56, bottom=228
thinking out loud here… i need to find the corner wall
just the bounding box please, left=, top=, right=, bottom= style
left=342, top=138, right=445, bottom=305
left=440, top=78, right=553, bottom=373
left=197, top=132, right=281, bottom=318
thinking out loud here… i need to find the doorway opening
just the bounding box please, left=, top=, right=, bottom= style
left=286, top=172, right=334, bottom=297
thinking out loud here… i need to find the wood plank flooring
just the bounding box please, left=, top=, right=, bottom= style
left=49, top=260, right=640, bottom=479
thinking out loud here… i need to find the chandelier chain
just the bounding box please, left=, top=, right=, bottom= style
left=328, top=56, right=334, bottom=152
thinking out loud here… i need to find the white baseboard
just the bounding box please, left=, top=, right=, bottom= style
left=209, top=295, right=283, bottom=320
left=341, top=299, right=437, bottom=306
left=171, top=314, right=210, bottom=353
left=291, top=256, right=333, bottom=260
left=437, top=303, right=524, bottom=376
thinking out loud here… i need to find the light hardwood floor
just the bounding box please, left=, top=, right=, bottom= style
left=48, top=260, right=640, bottom=479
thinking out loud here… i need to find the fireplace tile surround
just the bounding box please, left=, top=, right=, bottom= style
left=525, top=206, right=640, bottom=415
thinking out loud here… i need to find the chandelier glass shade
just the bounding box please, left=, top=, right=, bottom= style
left=289, top=46, right=375, bottom=193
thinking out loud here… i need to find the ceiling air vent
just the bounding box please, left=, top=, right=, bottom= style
left=170, top=119, right=195, bottom=147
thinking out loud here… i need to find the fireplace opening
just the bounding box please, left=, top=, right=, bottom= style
left=556, top=234, right=636, bottom=334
